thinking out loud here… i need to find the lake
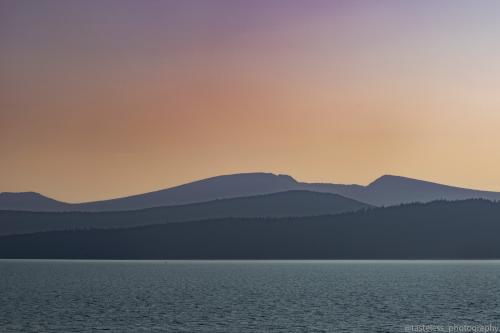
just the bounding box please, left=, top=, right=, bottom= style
left=1, top=260, right=499, bottom=332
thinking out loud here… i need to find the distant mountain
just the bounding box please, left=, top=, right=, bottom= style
left=1, top=173, right=298, bottom=212
left=365, top=175, right=500, bottom=205
left=2, top=172, right=500, bottom=211
left=0, top=190, right=371, bottom=235
left=0, top=192, right=71, bottom=211
left=1, top=199, right=499, bottom=259
left=302, top=175, right=500, bottom=206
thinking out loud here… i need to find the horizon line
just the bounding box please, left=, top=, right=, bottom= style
left=2, top=172, right=500, bottom=204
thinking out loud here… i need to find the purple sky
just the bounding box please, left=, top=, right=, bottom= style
left=2, top=0, right=500, bottom=201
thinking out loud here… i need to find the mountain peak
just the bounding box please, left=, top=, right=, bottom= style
left=4, top=173, right=500, bottom=212
left=368, top=175, right=415, bottom=187
left=179, top=172, right=298, bottom=188
left=0, top=191, right=45, bottom=198
left=207, top=172, right=296, bottom=182
left=368, top=175, right=460, bottom=189
left=0, top=191, right=69, bottom=211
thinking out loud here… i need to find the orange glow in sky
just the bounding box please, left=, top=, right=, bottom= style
left=1, top=0, right=500, bottom=202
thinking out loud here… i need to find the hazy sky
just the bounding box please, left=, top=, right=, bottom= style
left=2, top=0, right=500, bottom=202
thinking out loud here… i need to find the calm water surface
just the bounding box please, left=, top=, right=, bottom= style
left=1, top=260, right=499, bottom=332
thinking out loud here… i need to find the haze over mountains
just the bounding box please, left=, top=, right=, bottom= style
left=0, top=191, right=370, bottom=236
left=2, top=172, right=500, bottom=259
left=1, top=199, right=499, bottom=259
left=303, top=175, right=500, bottom=206
left=2, top=173, right=500, bottom=211
left=0, top=173, right=296, bottom=212
left=0, top=192, right=72, bottom=212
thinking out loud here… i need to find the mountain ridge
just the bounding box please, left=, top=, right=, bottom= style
left=3, top=172, right=500, bottom=211
left=1, top=199, right=499, bottom=259
left=0, top=190, right=371, bottom=235
left=0, top=192, right=71, bottom=211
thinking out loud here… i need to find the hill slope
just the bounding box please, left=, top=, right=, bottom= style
left=3, top=173, right=500, bottom=211
left=0, top=190, right=371, bottom=235
left=1, top=199, right=499, bottom=259
left=0, top=192, right=71, bottom=211
left=301, top=175, right=500, bottom=206
left=1, top=173, right=298, bottom=212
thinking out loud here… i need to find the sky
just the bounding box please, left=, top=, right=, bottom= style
left=1, top=0, right=500, bottom=202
